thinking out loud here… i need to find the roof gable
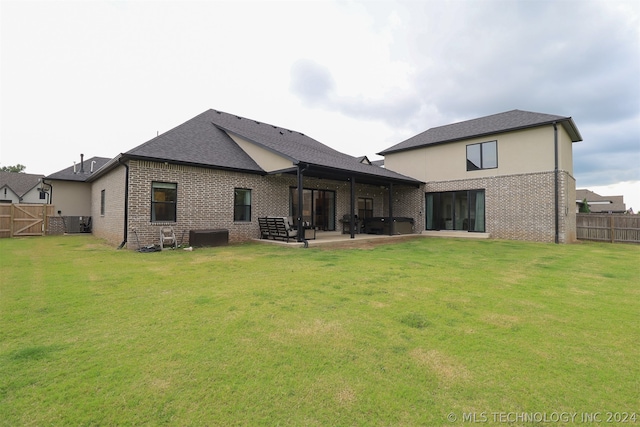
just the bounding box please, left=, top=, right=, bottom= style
left=119, top=109, right=421, bottom=185
left=379, top=109, right=582, bottom=155
left=0, top=171, right=44, bottom=197
left=125, top=110, right=264, bottom=173
left=206, top=109, right=420, bottom=183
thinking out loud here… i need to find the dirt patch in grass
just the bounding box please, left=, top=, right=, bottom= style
left=410, top=348, right=471, bottom=383
left=335, top=386, right=357, bottom=406
left=315, top=235, right=420, bottom=250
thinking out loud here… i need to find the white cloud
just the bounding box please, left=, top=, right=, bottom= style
left=0, top=0, right=638, bottom=208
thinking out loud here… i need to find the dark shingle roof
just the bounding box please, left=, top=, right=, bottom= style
left=576, top=189, right=627, bottom=213
left=118, top=109, right=421, bottom=185
left=125, top=110, right=264, bottom=173
left=46, top=157, right=112, bottom=181
left=0, top=171, right=44, bottom=197
left=206, top=109, right=420, bottom=183
left=379, top=109, right=582, bottom=155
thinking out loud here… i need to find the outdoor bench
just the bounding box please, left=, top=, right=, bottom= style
left=258, top=217, right=298, bottom=242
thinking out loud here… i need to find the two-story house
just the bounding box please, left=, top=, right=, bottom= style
left=379, top=110, right=582, bottom=243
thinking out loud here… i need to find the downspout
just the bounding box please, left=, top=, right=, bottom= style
left=553, top=122, right=559, bottom=244
left=40, top=179, right=53, bottom=234
left=296, top=163, right=309, bottom=248
left=41, top=178, right=53, bottom=205
left=117, top=158, right=129, bottom=249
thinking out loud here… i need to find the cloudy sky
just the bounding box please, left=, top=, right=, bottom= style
left=1, top=0, right=639, bottom=209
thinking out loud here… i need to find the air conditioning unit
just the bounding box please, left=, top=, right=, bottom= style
left=63, top=216, right=92, bottom=233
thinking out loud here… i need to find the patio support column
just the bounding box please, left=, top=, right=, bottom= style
left=350, top=176, right=356, bottom=239
left=297, top=164, right=305, bottom=243
left=388, top=181, right=395, bottom=236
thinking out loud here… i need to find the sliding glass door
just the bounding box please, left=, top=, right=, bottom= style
left=290, top=188, right=336, bottom=231
left=425, top=189, right=485, bottom=232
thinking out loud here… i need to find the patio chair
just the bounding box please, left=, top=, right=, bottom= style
left=159, top=226, right=177, bottom=250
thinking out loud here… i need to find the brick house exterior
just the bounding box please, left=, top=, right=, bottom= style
left=57, top=108, right=582, bottom=247
left=380, top=110, right=582, bottom=243
left=87, top=110, right=423, bottom=248
left=423, top=171, right=576, bottom=242
left=91, top=160, right=419, bottom=247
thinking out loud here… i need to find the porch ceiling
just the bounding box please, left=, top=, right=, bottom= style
left=272, top=164, right=423, bottom=188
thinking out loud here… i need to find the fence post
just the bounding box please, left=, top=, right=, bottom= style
left=610, top=215, right=614, bottom=243
left=9, top=204, right=14, bottom=238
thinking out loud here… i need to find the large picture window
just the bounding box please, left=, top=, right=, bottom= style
left=425, top=189, right=485, bottom=232
left=234, top=188, right=251, bottom=222
left=151, top=182, right=177, bottom=222
left=467, top=141, right=497, bottom=171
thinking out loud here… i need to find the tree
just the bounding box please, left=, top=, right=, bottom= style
left=0, top=164, right=27, bottom=173
left=579, top=198, right=591, bottom=213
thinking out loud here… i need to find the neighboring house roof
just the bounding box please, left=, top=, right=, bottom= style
left=0, top=171, right=44, bottom=198
left=46, top=156, right=112, bottom=182
left=576, top=189, right=627, bottom=213
left=93, top=109, right=422, bottom=186
left=379, top=109, right=583, bottom=155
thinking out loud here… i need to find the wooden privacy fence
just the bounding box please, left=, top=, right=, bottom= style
left=0, top=204, right=56, bottom=238
left=576, top=213, right=640, bottom=244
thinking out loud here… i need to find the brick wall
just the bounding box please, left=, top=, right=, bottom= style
left=90, top=160, right=424, bottom=248
left=427, top=170, right=576, bottom=243
left=46, top=216, right=65, bottom=235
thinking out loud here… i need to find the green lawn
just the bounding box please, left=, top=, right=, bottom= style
left=1, top=235, right=638, bottom=426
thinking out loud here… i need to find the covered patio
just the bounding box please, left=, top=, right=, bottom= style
left=254, top=229, right=422, bottom=248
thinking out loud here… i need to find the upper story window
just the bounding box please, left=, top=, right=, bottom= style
left=234, top=188, right=251, bottom=222
left=151, top=182, right=177, bottom=222
left=467, top=140, right=498, bottom=171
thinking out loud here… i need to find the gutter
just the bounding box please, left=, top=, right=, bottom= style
left=117, top=158, right=130, bottom=250
left=40, top=178, right=53, bottom=205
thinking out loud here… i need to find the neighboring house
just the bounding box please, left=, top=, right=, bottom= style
left=379, top=110, right=582, bottom=243
left=576, top=189, right=626, bottom=213
left=0, top=171, right=46, bottom=204
left=86, top=109, right=423, bottom=248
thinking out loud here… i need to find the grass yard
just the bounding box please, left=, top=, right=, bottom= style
left=1, top=235, right=638, bottom=426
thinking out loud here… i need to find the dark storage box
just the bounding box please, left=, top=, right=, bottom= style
left=189, top=229, right=229, bottom=247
